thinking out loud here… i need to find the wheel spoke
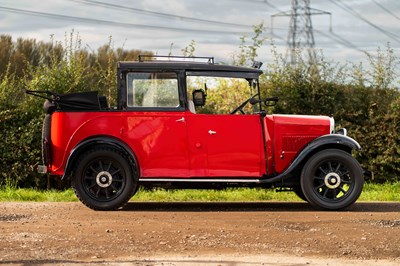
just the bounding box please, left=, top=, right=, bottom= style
left=90, top=166, right=99, bottom=174
left=111, top=168, right=121, bottom=176
left=95, top=187, right=101, bottom=197
left=315, top=183, right=325, bottom=190
left=322, top=188, right=329, bottom=198
left=106, top=162, right=112, bottom=172
left=341, top=179, right=351, bottom=184
left=334, top=163, right=341, bottom=173
left=105, top=188, right=110, bottom=199
left=99, top=160, right=104, bottom=171
left=332, top=189, right=338, bottom=199
left=339, top=171, right=349, bottom=177
left=88, top=182, right=97, bottom=189
left=113, top=178, right=123, bottom=183
left=84, top=175, right=95, bottom=180
left=314, top=175, right=324, bottom=180
left=110, top=184, right=118, bottom=192
left=339, top=186, right=347, bottom=194
left=318, top=166, right=327, bottom=175
left=328, top=162, right=333, bottom=172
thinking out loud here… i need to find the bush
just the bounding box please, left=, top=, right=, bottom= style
left=0, top=108, right=44, bottom=187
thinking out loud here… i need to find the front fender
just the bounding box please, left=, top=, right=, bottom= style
left=261, top=134, right=361, bottom=183
left=302, top=134, right=361, bottom=152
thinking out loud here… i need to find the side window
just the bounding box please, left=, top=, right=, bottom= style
left=126, top=72, right=180, bottom=108
left=186, top=76, right=255, bottom=114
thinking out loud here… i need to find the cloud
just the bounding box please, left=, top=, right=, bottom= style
left=0, top=0, right=398, bottom=68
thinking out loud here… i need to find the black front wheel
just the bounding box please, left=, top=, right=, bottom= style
left=300, top=149, right=364, bottom=210
left=72, top=147, right=138, bottom=210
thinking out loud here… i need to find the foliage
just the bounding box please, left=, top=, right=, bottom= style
left=232, top=23, right=266, bottom=67
left=188, top=77, right=255, bottom=114
left=181, top=40, right=196, bottom=57
left=0, top=108, right=43, bottom=187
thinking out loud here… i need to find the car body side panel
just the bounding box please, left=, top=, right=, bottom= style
left=51, top=111, right=190, bottom=178
left=121, top=111, right=189, bottom=177
left=186, top=113, right=265, bottom=177
left=50, top=111, right=331, bottom=179
left=263, top=115, right=275, bottom=175
left=50, top=112, right=123, bottom=176
left=268, top=115, right=331, bottom=173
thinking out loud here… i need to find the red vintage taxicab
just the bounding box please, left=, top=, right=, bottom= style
left=28, top=55, right=364, bottom=211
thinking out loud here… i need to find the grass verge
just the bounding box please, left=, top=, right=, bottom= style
left=0, top=182, right=398, bottom=202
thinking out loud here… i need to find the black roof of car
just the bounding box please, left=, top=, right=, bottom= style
left=118, top=61, right=263, bottom=79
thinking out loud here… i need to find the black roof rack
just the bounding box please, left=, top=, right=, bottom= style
left=138, top=55, right=214, bottom=64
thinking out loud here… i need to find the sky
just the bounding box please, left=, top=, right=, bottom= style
left=0, top=0, right=399, bottom=70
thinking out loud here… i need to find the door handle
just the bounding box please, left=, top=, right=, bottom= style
left=176, top=117, right=185, bottom=122
left=208, top=130, right=217, bottom=135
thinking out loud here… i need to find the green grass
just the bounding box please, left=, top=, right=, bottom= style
left=132, top=187, right=300, bottom=202
left=359, top=182, right=400, bottom=201
left=0, top=187, right=78, bottom=202
left=0, top=183, right=398, bottom=202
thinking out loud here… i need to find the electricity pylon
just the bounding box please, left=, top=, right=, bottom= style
left=271, top=0, right=331, bottom=65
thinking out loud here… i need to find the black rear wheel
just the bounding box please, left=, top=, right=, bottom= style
left=300, top=149, right=364, bottom=210
left=293, top=187, right=308, bottom=202
left=72, top=147, right=138, bottom=210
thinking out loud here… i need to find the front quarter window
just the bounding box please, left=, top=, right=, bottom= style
left=126, top=72, right=179, bottom=108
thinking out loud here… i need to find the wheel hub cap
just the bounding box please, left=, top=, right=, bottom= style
left=324, top=172, right=341, bottom=189
left=96, top=171, right=113, bottom=188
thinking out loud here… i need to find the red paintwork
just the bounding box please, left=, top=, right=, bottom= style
left=50, top=112, right=123, bottom=176
left=186, top=113, right=264, bottom=177
left=49, top=110, right=331, bottom=178
left=265, top=115, right=331, bottom=173
left=122, top=111, right=189, bottom=177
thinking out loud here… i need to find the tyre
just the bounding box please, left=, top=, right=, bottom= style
left=293, top=187, right=308, bottom=202
left=300, top=149, right=364, bottom=210
left=72, top=147, right=138, bottom=210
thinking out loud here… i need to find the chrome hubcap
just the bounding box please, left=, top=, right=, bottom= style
left=324, top=172, right=341, bottom=189
left=96, top=171, right=113, bottom=188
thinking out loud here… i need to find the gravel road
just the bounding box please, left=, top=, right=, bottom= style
left=1, top=202, right=399, bottom=265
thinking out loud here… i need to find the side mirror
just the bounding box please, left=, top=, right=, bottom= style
left=264, top=96, right=279, bottom=106
left=249, top=96, right=279, bottom=106
left=192, top=89, right=206, bottom=107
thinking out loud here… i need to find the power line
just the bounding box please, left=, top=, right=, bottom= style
left=329, top=0, right=400, bottom=44
left=227, top=0, right=284, bottom=12
left=371, top=0, right=400, bottom=21
left=314, top=29, right=366, bottom=54
left=68, top=0, right=253, bottom=29
left=0, top=6, right=252, bottom=35
left=237, top=0, right=366, bottom=56
left=205, top=0, right=356, bottom=54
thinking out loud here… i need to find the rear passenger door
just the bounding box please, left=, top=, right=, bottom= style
left=122, top=71, right=190, bottom=178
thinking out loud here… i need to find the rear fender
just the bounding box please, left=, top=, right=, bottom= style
left=61, top=136, right=138, bottom=180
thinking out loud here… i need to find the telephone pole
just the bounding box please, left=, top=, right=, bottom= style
left=271, top=0, right=331, bottom=65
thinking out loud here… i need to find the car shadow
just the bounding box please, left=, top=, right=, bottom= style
left=121, top=201, right=400, bottom=212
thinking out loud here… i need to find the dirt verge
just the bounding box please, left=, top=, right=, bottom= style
left=1, top=202, right=399, bottom=265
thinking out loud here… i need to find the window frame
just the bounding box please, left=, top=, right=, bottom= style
left=122, top=70, right=185, bottom=112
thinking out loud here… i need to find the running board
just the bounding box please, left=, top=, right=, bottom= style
left=139, top=178, right=262, bottom=183
left=139, top=172, right=287, bottom=184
